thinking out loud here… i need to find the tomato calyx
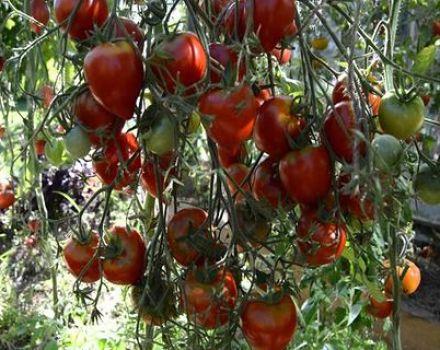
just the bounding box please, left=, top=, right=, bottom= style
left=103, top=231, right=125, bottom=259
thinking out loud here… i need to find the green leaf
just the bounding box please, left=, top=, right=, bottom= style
left=412, top=45, right=437, bottom=75
left=43, top=340, right=58, bottom=350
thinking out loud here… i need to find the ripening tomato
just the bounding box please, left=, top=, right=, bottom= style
left=39, top=85, right=54, bottom=109
left=384, top=259, right=421, bottom=295
left=297, top=211, right=346, bottom=266
left=235, top=203, right=270, bottom=249
left=414, top=164, right=440, bottom=205
left=151, top=32, right=207, bottom=95
left=254, top=96, right=305, bottom=158
left=378, top=92, right=425, bottom=140
left=63, top=232, right=101, bottom=283
left=368, top=93, right=381, bottom=116
left=241, top=294, right=297, bottom=350
left=140, top=153, right=175, bottom=199
left=30, top=0, right=49, bottom=34
left=0, top=126, right=5, bottom=138
left=0, top=180, right=15, bottom=210
left=93, top=132, right=141, bottom=190
left=35, top=138, right=46, bottom=156
left=332, top=73, right=349, bottom=104
left=271, top=47, right=292, bottom=65
left=73, top=90, right=124, bottom=146
left=338, top=174, right=374, bottom=221
left=226, top=163, right=250, bottom=203
left=113, top=17, right=144, bottom=50
left=279, top=145, right=332, bottom=206
left=199, top=85, right=258, bottom=150
left=143, top=116, right=176, bottom=156
left=217, top=143, right=247, bottom=168
left=84, top=41, right=143, bottom=120
left=311, top=36, right=329, bottom=50
left=253, top=0, right=298, bottom=52
left=324, top=101, right=367, bottom=163
left=103, top=226, right=146, bottom=285
left=209, top=43, right=246, bottom=84
left=166, top=208, right=210, bottom=266
left=367, top=295, right=393, bottom=319
left=54, top=0, right=108, bottom=41
left=183, top=268, right=238, bottom=329
left=252, top=157, right=289, bottom=208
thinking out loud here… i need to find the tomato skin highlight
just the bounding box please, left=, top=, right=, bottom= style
left=199, top=85, right=258, bottom=150
left=297, top=211, right=346, bottom=266
left=166, top=208, right=209, bottom=267
left=183, top=269, right=238, bottom=329
left=84, top=41, right=144, bottom=120
left=103, top=226, right=146, bottom=285
left=151, top=32, right=207, bottom=94
left=241, top=294, right=297, bottom=350
left=254, top=96, right=305, bottom=159
left=252, top=157, right=288, bottom=208
left=54, top=0, right=108, bottom=41
left=72, top=90, right=124, bottom=146
left=30, top=0, right=50, bottom=34
left=323, top=101, right=366, bottom=163
left=378, top=92, right=425, bottom=140
left=279, top=145, right=332, bottom=206
left=63, top=232, right=101, bottom=283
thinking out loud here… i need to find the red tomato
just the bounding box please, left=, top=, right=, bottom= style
left=252, top=157, right=289, bottom=208
left=279, top=145, right=332, bottom=206
left=39, top=85, right=54, bottom=109
left=217, top=143, right=247, bottom=168
left=103, top=226, right=146, bottom=285
left=140, top=153, right=175, bottom=199
left=199, top=85, right=258, bottom=150
left=332, top=73, right=350, bottom=104
left=211, top=0, right=230, bottom=16
left=433, top=20, right=440, bottom=37
left=151, top=32, right=207, bottom=95
left=166, top=208, right=210, bottom=266
left=93, top=132, right=141, bottom=190
left=72, top=90, right=124, bottom=146
left=271, top=47, right=292, bottom=65
left=114, top=17, right=144, bottom=50
left=54, top=0, right=108, bottom=41
left=0, top=181, right=15, bottom=210
left=84, top=41, right=143, bottom=120
left=253, top=0, right=297, bottom=52
left=338, top=174, right=374, bottom=221
left=209, top=43, right=246, bottom=84
left=226, top=163, right=250, bottom=203
left=323, top=101, right=366, bottom=163
left=421, top=95, right=431, bottom=106
left=367, top=295, right=393, bottom=319
left=183, top=268, right=238, bottom=329
left=27, top=218, right=41, bottom=232
left=254, top=96, right=305, bottom=158
left=241, top=294, right=297, bottom=350
left=297, top=211, right=346, bottom=266
left=368, top=93, right=381, bottom=116
left=255, top=88, right=272, bottom=106
left=30, top=0, right=49, bottom=34
left=384, top=259, right=421, bottom=295
left=35, top=138, right=46, bottom=156
left=63, top=232, right=101, bottom=283
left=222, top=0, right=247, bottom=41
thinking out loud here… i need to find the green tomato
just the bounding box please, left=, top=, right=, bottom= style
left=371, top=134, right=403, bottom=172
left=378, top=92, right=425, bottom=140
left=143, top=116, right=176, bottom=156
left=414, top=165, right=440, bottom=205
left=64, top=126, right=91, bottom=160
left=44, top=138, right=71, bottom=167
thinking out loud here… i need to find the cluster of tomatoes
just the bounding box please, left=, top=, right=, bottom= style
left=1, top=0, right=437, bottom=348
